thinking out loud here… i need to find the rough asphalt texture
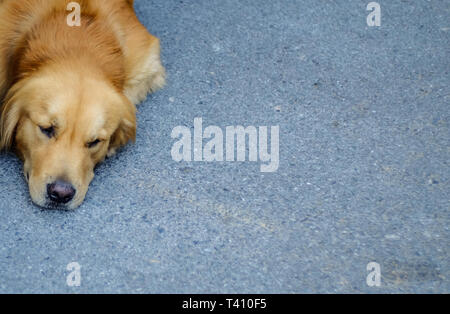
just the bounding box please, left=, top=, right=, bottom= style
left=0, top=0, right=448, bottom=293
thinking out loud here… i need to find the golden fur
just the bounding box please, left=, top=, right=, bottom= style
left=0, top=0, right=165, bottom=209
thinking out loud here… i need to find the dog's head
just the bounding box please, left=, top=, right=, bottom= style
left=0, top=64, right=136, bottom=209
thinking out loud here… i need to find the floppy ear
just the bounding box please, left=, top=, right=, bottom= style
left=0, top=94, right=21, bottom=151
left=107, top=96, right=136, bottom=157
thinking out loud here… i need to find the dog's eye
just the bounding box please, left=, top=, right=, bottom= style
left=87, top=139, right=101, bottom=148
left=39, top=126, right=55, bottom=138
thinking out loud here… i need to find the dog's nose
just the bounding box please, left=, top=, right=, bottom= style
left=47, top=181, right=76, bottom=204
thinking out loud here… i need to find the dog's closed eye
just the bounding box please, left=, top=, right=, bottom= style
left=39, top=125, right=55, bottom=138
left=87, top=139, right=102, bottom=148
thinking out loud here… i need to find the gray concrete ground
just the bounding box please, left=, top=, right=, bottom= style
left=0, top=0, right=449, bottom=293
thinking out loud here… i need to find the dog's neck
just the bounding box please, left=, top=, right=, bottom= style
left=7, top=10, right=126, bottom=94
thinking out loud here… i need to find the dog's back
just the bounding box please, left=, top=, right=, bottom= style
left=0, top=0, right=164, bottom=105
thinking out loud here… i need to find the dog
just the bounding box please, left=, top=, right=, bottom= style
left=0, top=0, right=165, bottom=209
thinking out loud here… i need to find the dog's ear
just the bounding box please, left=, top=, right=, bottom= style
left=107, top=96, right=136, bottom=157
left=0, top=94, right=21, bottom=151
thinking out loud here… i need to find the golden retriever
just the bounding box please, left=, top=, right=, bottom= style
left=0, top=0, right=165, bottom=209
